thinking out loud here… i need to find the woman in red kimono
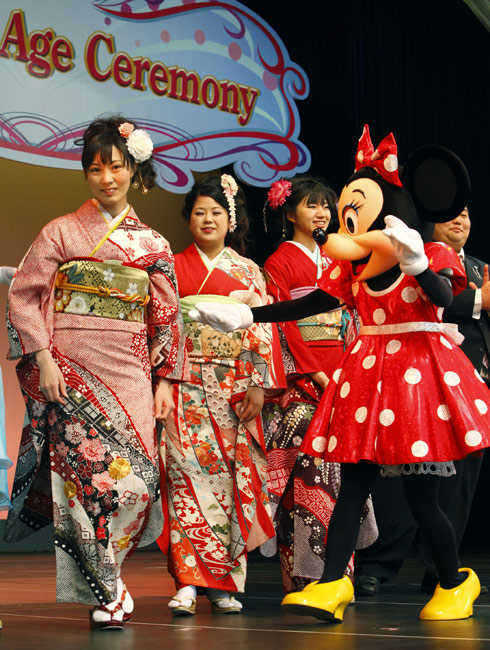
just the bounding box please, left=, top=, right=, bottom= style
left=6, top=117, right=188, bottom=629
left=261, top=177, right=376, bottom=592
left=159, top=174, right=284, bottom=616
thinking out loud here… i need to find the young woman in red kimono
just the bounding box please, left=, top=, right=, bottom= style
left=6, top=117, right=188, bottom=630
left=261, top=177, right=375, bottom=591
left=158, top=175, right=284, bottom=616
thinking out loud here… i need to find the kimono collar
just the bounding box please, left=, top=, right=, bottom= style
left=194, top=244, right=228, bottom=294
left=288, top=241, right=322, bottom=280
left=194, top=243, right=227, bottom=270
left=92, top=199, right=130, bottom=225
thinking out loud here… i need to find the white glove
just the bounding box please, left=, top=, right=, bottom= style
left=383, top=215, right=428, bottom=276
left=0, top=266, right=16, bottom=285
left=188, top=302, right=254, bottom=332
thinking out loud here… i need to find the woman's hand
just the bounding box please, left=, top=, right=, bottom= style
left=154, top=378, right=174, bottom=421
left=309, top=371, right=329, bottom=391
left=238, top=386, right=264, bottom=422
left=35, top=349, right=68, bottom=404
left=0, top=266, right=16, bottom=285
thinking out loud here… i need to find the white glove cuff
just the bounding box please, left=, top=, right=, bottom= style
left=400, top=255, right=429, bottom=276
left=235, top=303, right=254, bottom=329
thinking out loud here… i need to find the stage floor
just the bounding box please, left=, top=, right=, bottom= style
left=0, top=551, right=489, bottom=649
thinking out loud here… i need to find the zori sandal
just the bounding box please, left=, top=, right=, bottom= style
left=168, top=586, right=197, bottom=616
left=89, top=602, right=124, bottom=631
left=210, top=596, right=243, bottom=614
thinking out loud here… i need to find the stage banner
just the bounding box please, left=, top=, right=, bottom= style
left=0, top=1, right=310, bottom=191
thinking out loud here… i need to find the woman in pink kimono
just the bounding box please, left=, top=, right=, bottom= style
left=158, top=175, right=284, bottom=616
left=5, top=117, right=188, bottom=629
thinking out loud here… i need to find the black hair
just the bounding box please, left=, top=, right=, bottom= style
left=267, top=175, right=339, bottom=241
left=76, top=116, right=156, bottom=193
left=182, top=175, right=250, bottom=255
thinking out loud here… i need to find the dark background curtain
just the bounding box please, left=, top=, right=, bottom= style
left=238, top=0, right=489, bottom=267
left=238, top=0, right=490, bottom=550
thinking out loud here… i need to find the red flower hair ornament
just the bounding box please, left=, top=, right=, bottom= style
left=355, top=124, right=402, bottom=187
left=267, top=179, right=292, bottom=209
left=263, top=179, right=293, bottom=233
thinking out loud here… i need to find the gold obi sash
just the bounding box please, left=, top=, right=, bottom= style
left=290, top=285, right=343, bottom=342
left=54, top=260, right=150, bottom=322
left=181, top=294, right=246, bottom=359
left=296, top=310, right=343, bottom=342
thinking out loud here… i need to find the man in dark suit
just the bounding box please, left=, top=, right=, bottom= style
left=434, top=207, right=490, bottom=379
left=354, top=206, right=490, bottom=596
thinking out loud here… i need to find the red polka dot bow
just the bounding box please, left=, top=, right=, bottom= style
left=354, top=124, right=402, bottom=187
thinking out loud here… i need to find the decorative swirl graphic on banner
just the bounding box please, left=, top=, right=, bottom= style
left=0, top=0, right=310, bottom=190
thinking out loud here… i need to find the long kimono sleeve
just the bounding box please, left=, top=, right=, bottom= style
left=145, top=245, right=189, bottom=381
left=7, top=218, right=67, bottom=360
left=238, top=259, right=285, bottom=389
left=264, top=254, right=324, bottom=375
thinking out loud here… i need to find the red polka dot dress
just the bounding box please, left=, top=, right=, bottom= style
left=301, top=243, right=490, bottom=467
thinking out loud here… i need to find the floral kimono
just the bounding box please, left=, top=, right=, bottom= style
left=5, top=199, right=188, bottom=605
left=159, top=244, right=284, bottom=592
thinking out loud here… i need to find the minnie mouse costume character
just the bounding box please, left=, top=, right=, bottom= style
left=190, top=125, right=490, bottom=622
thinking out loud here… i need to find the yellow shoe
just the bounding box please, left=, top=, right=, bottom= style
left=420, top=568, right=480, bottom=621
left=281, top=577, right=354, bottom=622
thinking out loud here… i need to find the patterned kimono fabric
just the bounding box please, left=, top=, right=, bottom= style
left=159, top=244, right=284, bottom=592
left=6, top=199, right=188, bottom=605
left=262, top=241, right=361, bottom=592
left=0, top=368, right=12, bottom=511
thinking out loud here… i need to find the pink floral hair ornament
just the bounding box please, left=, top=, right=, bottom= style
left=220, top=173, right=239, bottom=232
left=118, top=122, right=154, bottom=163
left=263, top=179, right=292, bottom=232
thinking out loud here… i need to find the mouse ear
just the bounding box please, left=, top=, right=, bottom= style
left=400, top=145, right=470, bottom=223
